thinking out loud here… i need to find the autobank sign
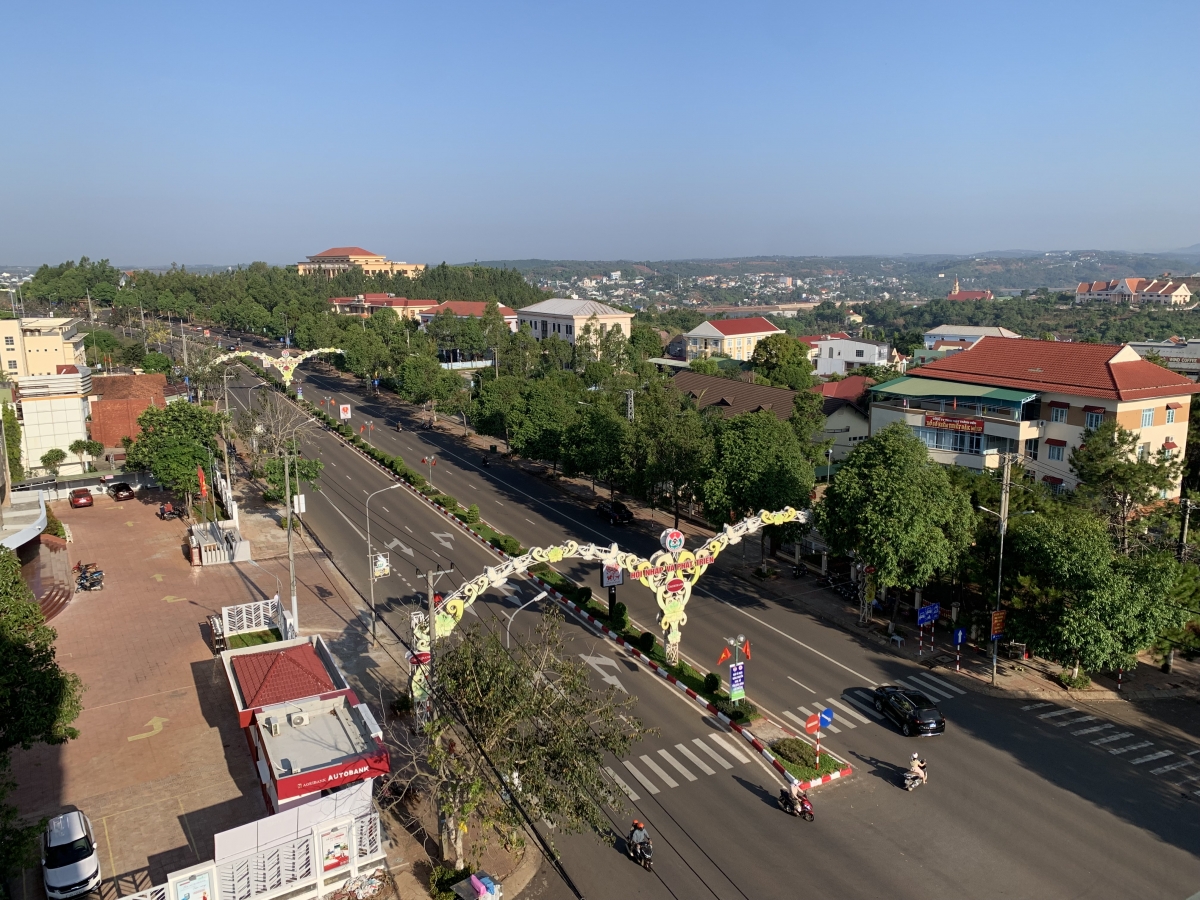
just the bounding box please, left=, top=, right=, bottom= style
left=275, top=746, right=390, bottom=800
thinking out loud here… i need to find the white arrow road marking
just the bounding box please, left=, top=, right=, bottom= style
left=579, top=655, right=628, bottom=693
left=431, top=532, right=454, bottom=550
left=386, top=538, right=414, bottom=557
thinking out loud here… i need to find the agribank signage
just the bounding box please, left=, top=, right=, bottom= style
left=924, top=413, right=984, bottom=434
left=275, top=744, right=390, bottom=800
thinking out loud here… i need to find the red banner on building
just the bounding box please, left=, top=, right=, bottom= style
left=924, top=413, right=984, bottom=434
left=275, top=742, right=391, bottom=800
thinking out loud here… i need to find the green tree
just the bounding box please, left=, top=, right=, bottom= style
left=474, top=375, right=525, bottom=450
left=1070, top=418, right=1182, bottom=554
left=816, top=423, right=974, bottom=600
left=509, top=377, right=578, bottom=471
left=3, top=403, right=22, bottom=485
left=1007, top=511, right=1187, bottom=678
left=688, top=357, right=719, bottom=375
left=39, top=448, right=66, bottom=475
left=628, top=383, right=713, bottom=528
left=0, top=546, right=84, bottom=883
left=125, top=402, right=224, bottom=507
left=628, top=324, right=664, bottom=360
left=68, top=439, right=97, bottom=472
left=702, top=411, right=814, bottom=528
left=566, top=401, right=630, bottom=501
left=141, top=350, right=172, bottom=374
left=262, top=456, right=324, bottom=503
left=751, top=333, right=806, bottom=371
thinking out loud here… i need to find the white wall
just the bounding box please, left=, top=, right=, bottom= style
left=20, top=396, right=90, bottom=475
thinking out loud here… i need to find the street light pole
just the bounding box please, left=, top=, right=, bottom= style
left=505, top=590, right=548, bottom=648
left=366, top=484, right=402, bottom=645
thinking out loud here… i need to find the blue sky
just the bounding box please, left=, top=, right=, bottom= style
left=2, top=1, right=1197, bottom=266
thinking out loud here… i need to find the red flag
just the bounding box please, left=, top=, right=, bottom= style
left=717, top=646, right=732, bottom=666
left=741, top=640, right=752, bottom=660
left=197, top=466, right=207, bottom=499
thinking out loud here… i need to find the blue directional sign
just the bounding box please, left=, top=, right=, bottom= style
left=819, top=707, right=834, bottom=728
left=917, top=603, right=941, bottom=626
left=728, top=662, right=746, bottom=701
left=953, top=627, right=967, bottom=646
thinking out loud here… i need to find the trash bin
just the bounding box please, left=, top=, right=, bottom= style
left=489, top=445, right=497, bottom=454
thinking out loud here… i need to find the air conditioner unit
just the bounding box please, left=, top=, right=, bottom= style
left=289, top=712, right=310, bottom=727
left=265, top=716, right=281, bottom=736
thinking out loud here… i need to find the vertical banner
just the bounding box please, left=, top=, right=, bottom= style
left=320, top=824, right=350, bottom=872
left=728, top=661, right=745, bottom=701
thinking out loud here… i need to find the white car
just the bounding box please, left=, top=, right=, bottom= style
left=43, top=811, right=101, bottom=899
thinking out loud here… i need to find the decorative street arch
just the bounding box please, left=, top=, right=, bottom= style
left=214, top=347, right=344, bottom=386
left=410, top=506, right=810, bottom=704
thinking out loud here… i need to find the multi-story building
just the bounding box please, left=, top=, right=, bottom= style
left=326, top=294, right=436, bottom=319
left=922, top=325, right=1020, bottom=349
left=0, top=317, right=88, bottom=378
left=1127, top=337, right=1200, bottom=378
left=296, top=247, right=425, bottom=279
left=18, top=365, right=92, bottom=475
left=683, top=317, right=784, bottom=361
left=812, top=335, right=890, bottom=377
left=1075, top=277, right=1192, bottom=306
left=418, top=301, right=518, bottom=333
left=868, top=337, right=1199, bottom=495
left=795, top=332, right=851, bottom=362
left=516, top=298, right=633, bottom=344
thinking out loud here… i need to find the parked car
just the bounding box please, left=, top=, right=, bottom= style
left=42, top=811, right=101, bottom=899
left=108, top=482, right=136, bottom=501
left=68, top=488, right=94, bottom=509
left=872, top=685, right=946, bottom=736
left=596, top=499, right=634, bottom=525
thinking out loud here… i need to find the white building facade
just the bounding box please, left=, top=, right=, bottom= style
left=813, top=336, right=890, bottom=376
left=516, top=298, right=633, bottom=343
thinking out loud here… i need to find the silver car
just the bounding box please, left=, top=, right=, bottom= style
left=43, top=811, right=101, bottom=899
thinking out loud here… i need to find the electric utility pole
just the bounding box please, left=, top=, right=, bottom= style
left=1180, top=498, right=1193, bottom=562
left=420, top=564, right=455, bottom=710
left=991, top=453, right=1012, bottom=686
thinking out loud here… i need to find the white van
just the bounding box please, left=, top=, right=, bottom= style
left=42, top=811, right=101, bottom=899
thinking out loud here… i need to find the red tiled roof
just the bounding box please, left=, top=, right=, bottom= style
left=708, top=317, right=784, bottom=337
left=310, top=247, right=382, bottom=259
left=231, top=644, right=336, bottom=708
left=946, top=290, right=993, bottom=301
left=425, top=301, right=516, bottom=318
left=92, top=373, right=167, bottom=400
left=813, top=375, right=876, bottom=399
left=913, top=337, right=1200, bottom=401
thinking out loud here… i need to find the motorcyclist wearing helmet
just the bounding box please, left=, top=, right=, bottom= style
left=788, top=779, right=807, bottom=809
left=909, top=752, right=928, bottom=784
left=629, top=820, right=649, bottom=851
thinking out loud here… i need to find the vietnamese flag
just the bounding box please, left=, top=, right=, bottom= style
left=198, top=466, right=207, bottom=499
left=717, top=646, right=732, bottom=666
left=741, top=639, right=751, bottom=660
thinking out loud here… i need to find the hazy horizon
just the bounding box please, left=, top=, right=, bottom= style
left=2, top=1, right=1197, bottom=267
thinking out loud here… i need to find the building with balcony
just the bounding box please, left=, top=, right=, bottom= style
left=812, top=335, right=890, bottom=377
left=517, top=298, right=633, bottom=344
left=326, top=294, right=437, bottom=319
left=0, top=317, right=88, bottom=379
left=869, top=338, right=1200, bottom=495
left=296, top=247, right=425, bottom=279
left=1075, top=277, right=1192, bottom=306
left=683, top=317, right=784, bottom=361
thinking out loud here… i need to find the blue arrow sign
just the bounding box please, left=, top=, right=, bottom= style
left=819, top=707, right=834, bottom=728
left=917, top=603, right=941, bottom=626
left=953, top=627, right=966, bottom=646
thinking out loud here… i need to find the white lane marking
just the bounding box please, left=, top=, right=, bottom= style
left=469, top=484, right=477, bottom=490
left=1110, top=741, right=1153, bottom=756
left=640, top=755, right=678, bottom=788
left=708, top=732, right=750, bottom=764
left=657, top=749, right=697, bottom=782
left=317, top=491, right=367, bottom=540
left=904, top=675, right=954, bottom=699
left=404, top=526, right=412, bottom=533
left=892, top=678, right=927, bottom=693
left=1130, top=750, right=1173, bottom=765
left=1073, top=723, right=1113, bottom=736
left=1037, top=708, right=1079, bottom=720
left=692, top=738, right=733, bottom=770
left=1055, top=715, right=1098, bottom=728
left=605, top=766, right=639, bottom=801
left=362, top=489, right=368, bottom=494
left=827, top=697, right=870, bottom=724
left=796, top=705, right=816, bottom=717
left=1091, top=732, right=1134, bottom=745
left=675, top=743, right=715, bottom=775
left=496, top=500, right=504, bottom=505
left=345, top=474, right=352, bottom=479
left=918, top=672, right=966, bottom=694
left=380, top=506, right=388, bottom=513
left=386, top=539, right=414, bottom=557
left=787, top=676, right=816, bottom=693
left=1022, top=702, right=1052, bottom=711
left=705, top=593, right=877, bottom=686
left=621, top=760, right=659, bottom=794
left=1151, top=760, right=1191, bottom=775
left=525, top=518, right=536, bottom=525
left=841, top=693, right=884, bottom=720
left=1188, top=749, right=1200, bottom=756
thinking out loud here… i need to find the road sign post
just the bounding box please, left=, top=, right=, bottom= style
left=953, top=627, right=966, bottom=673
left=916, top=603, right=940, bottom=657
left=816, top=708, right=834, bottom=768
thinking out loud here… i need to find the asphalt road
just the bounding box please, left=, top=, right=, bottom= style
left=214, top=341, right=1200, bottom=899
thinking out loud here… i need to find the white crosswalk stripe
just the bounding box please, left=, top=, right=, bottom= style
left=622, top=760, right=659, bottom=794
left=892, top=677, right=924, bottom=693
left=605, top=766, right=639, bottom=801
left=692, top=737, right=733, bottom=769
left=657, top=748, right=697, bottom=781
left=1150, top=760, right=1191, bottom=775
left=1037, top=708, right=1078, bottom=720
left=1092, top=732, right=1134, bottom=745
left=842, top=692, right=884, bottom=720
left=919, top=672, right=966, bottom=695
left=1073, top=723, right=1113, bottom=736
left=709, top=732, right=751, bottom=763
left=782, top=710, right=810, bottom=731
left=1130, top=750, right=1172, bottom=766
left=674, top=743, right=716, bottom=775
left=1022, top=702, right=1053, bottom=711
left=827, top=697, right=870, bottom=724
left=1110, top=741, right=1153, bottom=756
left=904, top=675, right=954, bottom=699
left=640, top=755, right=678, bottom=788
left=1055, top=715, right=1097, bottom=728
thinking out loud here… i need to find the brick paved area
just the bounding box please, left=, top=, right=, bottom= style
left=9, top=492, right=405, bottom=900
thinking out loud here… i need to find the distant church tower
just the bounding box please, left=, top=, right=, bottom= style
left=952, top=275, right=960, bottom=294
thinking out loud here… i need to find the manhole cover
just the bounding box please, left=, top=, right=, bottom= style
left=928, top=655, right=955, bottom=667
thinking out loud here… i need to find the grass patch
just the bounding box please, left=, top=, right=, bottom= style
left=770, top=737, right=845, bottom=781
left=229, top=628, right=282, bottom=649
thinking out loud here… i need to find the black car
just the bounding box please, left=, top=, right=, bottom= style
left=872, top=685, right=946, bottom=736
left=108, top=482, right=136, bottom=501
left=596, top=500, right=634, bottom=525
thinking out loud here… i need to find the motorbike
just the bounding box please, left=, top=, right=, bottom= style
left=157, top=506, right=181, bottom=521
left=480, top=455, right=490, bottom=467
left=904, top=769, right=927, bottom=792
left=778, top=788, right=815, bottom=821
left=75, top=573, right=104, bottom=593
left=628, top=838, right=653, bottom=871
left=73, top=561, right=99, bottom=575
